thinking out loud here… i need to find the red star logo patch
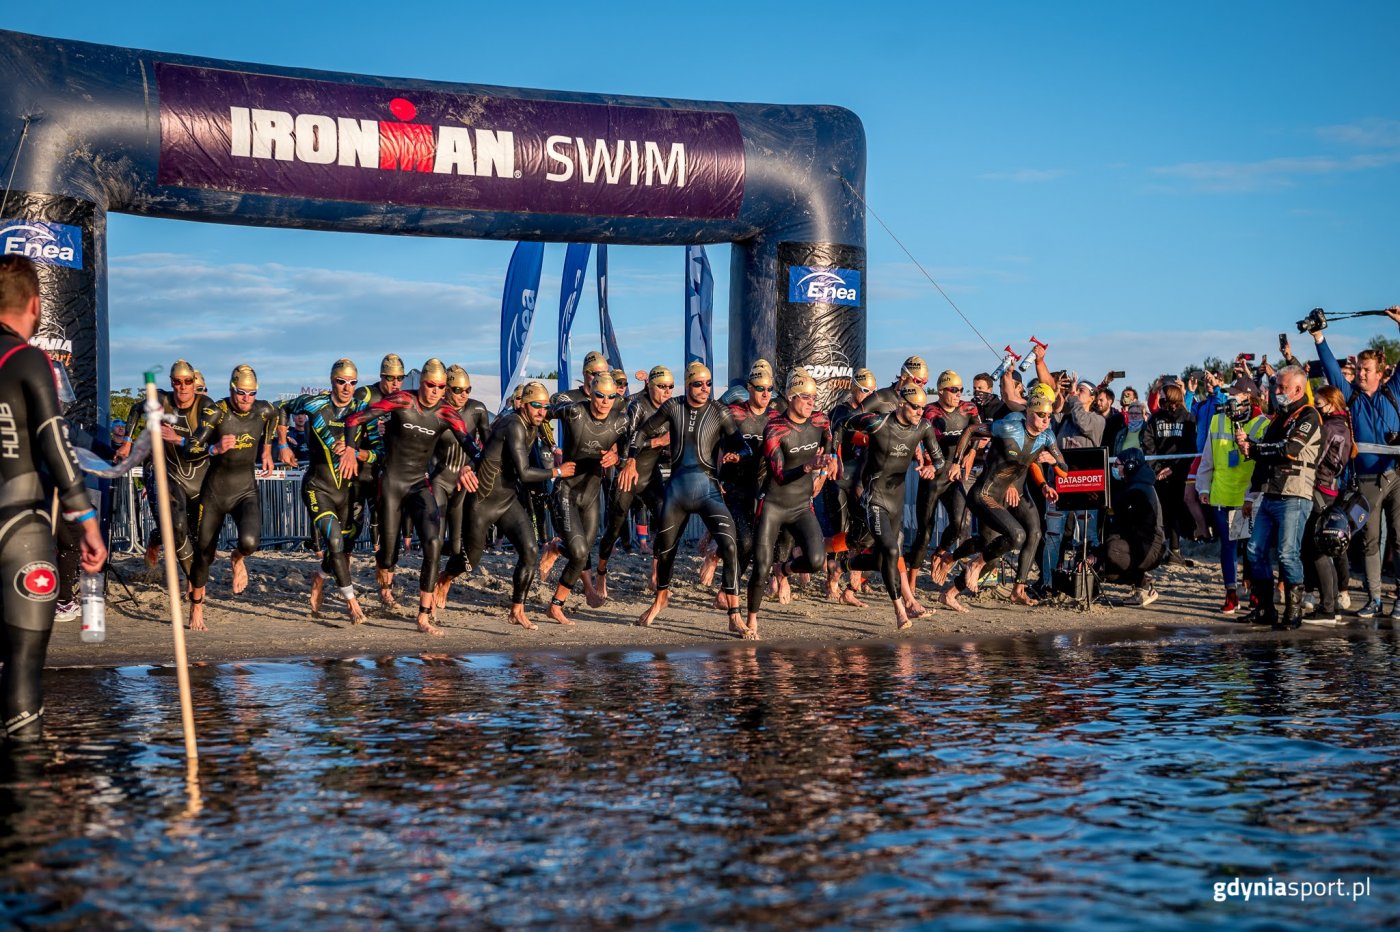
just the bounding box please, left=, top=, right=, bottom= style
left=16, top=562, right=58, bottom=600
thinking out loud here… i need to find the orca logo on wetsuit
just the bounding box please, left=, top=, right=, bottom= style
left=791, top=441, right=820, bottom=453
left=403, top=422, right=437, bottom=435
left=14, top=562, right=58, bottom=601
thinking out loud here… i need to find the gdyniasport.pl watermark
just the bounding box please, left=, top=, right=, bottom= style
left=1213, top=876, right=1371, bottom=903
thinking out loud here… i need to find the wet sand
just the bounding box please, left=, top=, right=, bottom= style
left=48, top=544, right=1358, bottom=668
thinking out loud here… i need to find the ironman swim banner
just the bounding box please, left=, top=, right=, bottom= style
left=156, top=63, right=746, bottom=220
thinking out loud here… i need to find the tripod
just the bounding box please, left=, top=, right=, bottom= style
left=1065, top=509, right=1111, bottom=613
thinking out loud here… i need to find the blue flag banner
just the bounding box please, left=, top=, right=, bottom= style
left=684, top=245, right=714, bottom=369
left=557, top=243, right=592, bottom=388
left=499, top=241, right=546, bottom=408
left=598, top=244, right=623, bottom=372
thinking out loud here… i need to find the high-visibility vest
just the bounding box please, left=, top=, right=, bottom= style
left=1205, top=411, right=1268, bottom=507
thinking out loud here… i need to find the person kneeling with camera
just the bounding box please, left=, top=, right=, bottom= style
left=1088, top=448, right=1166, bottom=605
left=1236, top=366, right=1323, bottom=629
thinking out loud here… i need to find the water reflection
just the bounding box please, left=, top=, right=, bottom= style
left=0, top=632, right=1397, bottom=927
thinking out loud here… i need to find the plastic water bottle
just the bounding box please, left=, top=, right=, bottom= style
left=80, top=572, right=105, bottom=643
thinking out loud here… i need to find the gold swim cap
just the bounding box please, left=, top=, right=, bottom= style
left=902, top=356, right=929, bottom=382
left=648, top=365, right=674, bottom=386
left=591, top=372, right=620, bottom=396
left=582, top=350, right=610, bottom=376
left=896, top=383, right=927, bottom=407
left=520, top=381, right=550, bottom=405
left=230, top=365, right=258, bottom=392
left=854, top=367, right=878, bottom=391
left=380, top=353, right=406, bottom=377
left=330, top=358, right=358, bottom=381
left=446, top=365, right=470, bottom=391
left=789, top=371, right=818, bottom=397
left=193, top=370, right=206, bottom=392
left=170, top=359, right=196, bottom=381
left=685, top=361, right=712, bottom=385
left=747, top=359, right=774, bottom=389
left=1027, top=382, right=1057, bottom=414
left=611, top=368, right=627, bottom=386
left=937, top=369, right=962, bottom=391
left=421, top=358, right=447, bottom=384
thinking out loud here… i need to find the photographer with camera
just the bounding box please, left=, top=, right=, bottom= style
left=1197, top=377, right=1269, bottom=615
left=1299, top=385, right=1355, bottom=624
left=1237, top=366, right=1322, bottom=629
left=1309, top=305, right=1400, bottom=619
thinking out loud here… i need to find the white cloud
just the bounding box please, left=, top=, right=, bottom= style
left=976, top=168, right=1068, bottom=183
left=1152, top=150, right=1400, bottom=192
left=1317, top=117, right=1400, bottom=149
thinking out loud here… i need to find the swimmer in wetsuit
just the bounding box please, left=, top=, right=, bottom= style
left=839, top=383, right=945, bottom=630
left=619, top=362, right=747, bottom=635
left=857, top=355, right=930, bottom=416
left=341, top=358, right=480, bottom=636
left=942, top=383, right=1065, bottom=612
left=115, top=359, right=216, bottom=576
left=428, top=365, right=491, bottom=610
left=537, top=372, right=628, bottom=624
left=906, top=369, right=981, bottom=595
left=0, top=255, right=107, bottom=740
left=822, top=367, right=879, bottom=605
left=594, top=365, right=675, bottom=601
left=550, top=350, right=611, bottom=407
left=460, top=382, right=576, bottom=631
left=186, top=365, right=281, bottom=631
left=280, top=358, right=369, bottom=625
left=349, top=353, right=406, bottom=557
left=744, top=372, right=832, bottom=640
left=710, top=359, right=780, bottom=589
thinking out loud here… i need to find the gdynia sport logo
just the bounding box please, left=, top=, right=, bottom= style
left=0, top=219, right=84, bottom=269
left=787, top=266, right=861, bottom=307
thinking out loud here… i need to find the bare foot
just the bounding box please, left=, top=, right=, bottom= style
left=1009, top=587, right=1038, bottom=607
left=963, top=558, right=986, bottom=595
left=231, top=553, right=248, bottom=594
left=894, top=602, right=912, bottom=631
left=376, top=569, right=397, bottom=609
left=347, top=597, right=366, bottom=625
left=586, top=583, right=607, bottom=608
left=508, top=605, right=538, bottom=630
left=713, top=591, right=726, bottom=610
left=144, top=541, right=161, bottom=569
left=777, top=575, right=793, bottom=605
left=416, top=610, right=444, bottom=636
left=940, top=588, right=969, bottom=613
left=699, top=551, right=719, bottom=588
left=432, top=572, right=456, bottom=611
left=309, top=572, right=325, bottom=616
left=929, top=554, right=955, bottom=585
left=904, top=595, right=928, bottom=618
left=546, top=602, right=576, bottom=625
left=188, top=596, right=207, bottom=632
left=637, top=591, right=669, bottom=626
left=825, top=572, right=842, bottom=601
left=840, top=586, right=868, bottom=608
left=538, top=541, right=561, bottom=580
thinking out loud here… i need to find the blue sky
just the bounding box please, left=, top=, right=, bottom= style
left=8, top=2, right=1400, bottom=397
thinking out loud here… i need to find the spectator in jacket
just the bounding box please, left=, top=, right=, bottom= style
left=1147, top=382, right=1196, bottom=565
left=1301, top=385, right=1354, bottom=624
left=1311, top=308, right=1400, bottom=619
left=1238, top=365, right=1323, bottom=629
left=1196, top=378, right=1269, bottom=615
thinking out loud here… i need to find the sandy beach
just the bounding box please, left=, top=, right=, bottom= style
left=45, top=541, right=1364, bottom=668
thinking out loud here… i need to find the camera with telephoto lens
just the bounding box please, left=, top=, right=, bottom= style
left=1296, top=307, right=1327, bottom=334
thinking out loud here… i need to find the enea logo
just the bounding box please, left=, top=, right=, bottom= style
left=0, top=220, right=83, bottom=269
left=788, top=266, right=861, bottom=307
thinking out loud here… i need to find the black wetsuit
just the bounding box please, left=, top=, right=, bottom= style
left=723, top=399, right=776, bottom=573
left=188, top=398, right=281, bottom=589
left=906, top=400, right=981, bottom=569
left=281, top=392, right=365, bottom=590
left=747, top=411, right=831, bottom=612
left=956, top=413, right=1062, bottom=584
left=841, top=410, right=944, bottom=602
left=462, top=412, right=554, bottom=605
left=125, top=389, right=215, bottom=574
left=350, top=382, right=393, bottom=554
left=547, top=401, right=627, bottom=590
left=632, top=398, right=745, bottom=596
left=431, top=399, right=490, bottom=570
left=598, top=393, right=667, bottom=564
left=345, top=392, right=476, bottom=596
left=0, top=324, right=91, bottom=739
left=823, top=400, right=865, bottom=540
left=857, top=384, right=903, bottom=417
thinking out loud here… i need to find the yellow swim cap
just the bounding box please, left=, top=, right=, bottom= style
left=230, top=365, right=258, bottom=392
left=380, top=353, right=406, bottom=378
left=1027, top=382, right=1056, bottom=414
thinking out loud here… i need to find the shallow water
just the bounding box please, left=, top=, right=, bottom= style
left=2, top=630, right=1397, bottom=929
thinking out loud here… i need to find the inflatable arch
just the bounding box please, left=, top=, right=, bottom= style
left=0, top=30, right=866, bottom=429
